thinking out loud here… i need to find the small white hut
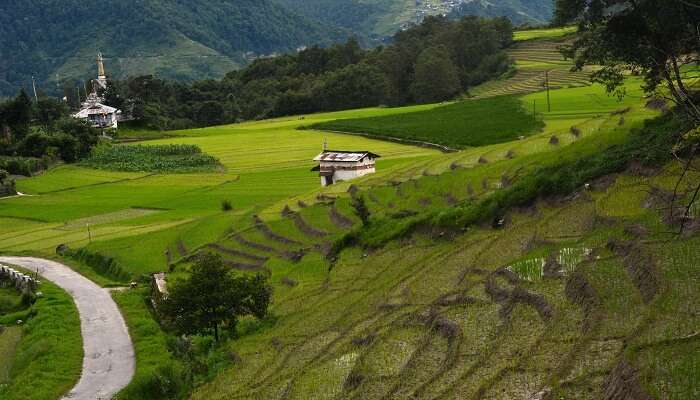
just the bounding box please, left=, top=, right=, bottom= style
left=73, top=102, right=120, bottom=129
left=73, top=52, right=121, bottom=129
left=312, top=150, right=380, bottom=186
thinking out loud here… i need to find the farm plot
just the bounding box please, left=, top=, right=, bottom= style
left=0, top=106, right=439, bottom=278
left=311, top=95, right=544, bottom=149
left=83, top=144, right=221, bottom=173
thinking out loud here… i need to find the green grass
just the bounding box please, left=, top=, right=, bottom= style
left=83, top=144, right=222, bottom=173
left=0, top=276, right=82, bottom=400
left=0, top=286, right=26, bottom=314
left=0, top=106, right=439, bottom=280
left=112, top=287, right=183, bottom=400
left=311, top=96, right=545, bottom=149
left=0, top=326, right=22, bottom=384
left=2, top=63, right=696, bottom=399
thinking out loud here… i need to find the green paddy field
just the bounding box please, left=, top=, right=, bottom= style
left=1, top=26, right=698, bottom=400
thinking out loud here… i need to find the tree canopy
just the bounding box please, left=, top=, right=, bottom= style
left=105, top=16, right=514, bottom=130
left=555, top=0, right=700, bottom=122
left=0, top=92, right=99, bottom=170
left=161, top=253, right=272, bottom=341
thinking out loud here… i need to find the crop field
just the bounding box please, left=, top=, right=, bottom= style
left=513, top=26, right=577, bottom=41
left=470, top=33, right=594, bottom=100
left=311, top=95, right=545, bottom=149
left=0, top=106, right=439, bottom=278
left=1, top=34, right=697, bottom=399
left=83, top=144, right=221, bottom=173
left=191, top=168, right=700, bottom=399
left=179, top=72, right=700, bottom=398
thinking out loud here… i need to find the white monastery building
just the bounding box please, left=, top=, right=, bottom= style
left=72, top=52, right=121, bottom=129
left=312, top=149, right=380, bottom=186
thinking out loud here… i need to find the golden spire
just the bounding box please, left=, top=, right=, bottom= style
left=97, top=52, right=106, bottom=79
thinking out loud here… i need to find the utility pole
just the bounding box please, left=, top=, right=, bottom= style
left=87, top=223, right=92, bottom=244
left=545, top=70, right=551, bottom=112
left=31, top=76, right=39, bottom=102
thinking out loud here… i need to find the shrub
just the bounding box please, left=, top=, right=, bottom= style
left=0, top=156, right=46, bottom=176
left=67, top=248, right=131, bottom=282
left=120, top=363, right=188, bottom=400
left=221, top=200, right=233, bottom=211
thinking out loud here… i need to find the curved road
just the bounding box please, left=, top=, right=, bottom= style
left=0, top=257, right=135, bottom=400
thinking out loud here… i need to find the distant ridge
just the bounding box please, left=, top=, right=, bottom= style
left=0, top=0, right=347, bottom=96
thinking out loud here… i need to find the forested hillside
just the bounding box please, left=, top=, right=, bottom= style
left=449, top=0, right=554, bottom=25
left=276, top=0, right=554, bottom=37
left=0, top=0, right=345, bottom=97
left=104, top=16, right=514, bottom=130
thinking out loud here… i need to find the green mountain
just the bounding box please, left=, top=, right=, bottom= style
left=0, top=0, right=346, bottom=97
left=275, top=0, right=554, bottom=38
left=449, top=0, right=554, bottom=26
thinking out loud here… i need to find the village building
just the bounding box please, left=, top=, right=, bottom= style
left=72, top=52, right=121, bottom=130
left=312, top=148, right=380, bottom=186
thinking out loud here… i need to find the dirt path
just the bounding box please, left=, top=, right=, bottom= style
left=0, top=257, right=135, bottom=400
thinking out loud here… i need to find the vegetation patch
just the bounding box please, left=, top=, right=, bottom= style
left=83, top=144, right=221, bottom=173
left=311, top=96, right=544, bottom=148
left=64, top=247, right=132, bottom=283
left=112, top=288, right=186, bottom=400
left=0, top=277, right=82, bottom=400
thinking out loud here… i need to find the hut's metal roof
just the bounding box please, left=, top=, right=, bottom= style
left=313, top=150, right=380, bottom=163
left=73, top=103, right=119, bottom=118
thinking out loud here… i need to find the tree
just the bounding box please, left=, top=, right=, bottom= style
left=411, top=46, right=461, bottom=103
left=35, top=97, right=69, bottom=130
left=316, top=63, right=388, bottom=111
left=3, top=90, right=33, bottom=141
left=161, top=253, right=272, bottom=341
left=555, top=0, right=700, bottom=122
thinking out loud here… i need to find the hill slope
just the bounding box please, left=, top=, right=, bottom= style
left=0, top=0, right=345, bottom=96
left=276, top=0, right=554, bottom=37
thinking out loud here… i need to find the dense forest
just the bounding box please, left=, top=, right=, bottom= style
left=0, top=0, right=346, bottom=97
left=104, top=16, right=514, bottom=130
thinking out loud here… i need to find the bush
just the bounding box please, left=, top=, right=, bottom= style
left=221, top=200, right=232, bottom=211
left=119, top=363, right=188, bottom=400
left=0, top=156, right=46, bottom=176
left=67, top=248, right=131, bottom=282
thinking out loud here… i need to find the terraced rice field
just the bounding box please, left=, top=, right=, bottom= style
left=470, top=36, right=594, bottom=99
left=2, top=38, right=697, bottom=399
left=173, top=72, right=699, bottom=399
left=191, top=164, right=700, bottom=399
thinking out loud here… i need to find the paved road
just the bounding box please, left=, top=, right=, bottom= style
left=0, top=257, right=135, bottom=400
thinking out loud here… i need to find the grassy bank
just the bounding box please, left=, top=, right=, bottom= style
left=113, top=287, right=186, bottom=400
left=0, top=276, right=82, bottom=400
